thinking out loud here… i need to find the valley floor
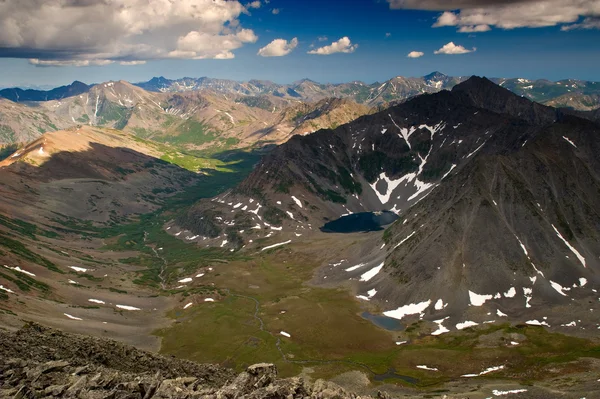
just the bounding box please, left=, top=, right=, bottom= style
left=0, top=154, right=599, bottom=398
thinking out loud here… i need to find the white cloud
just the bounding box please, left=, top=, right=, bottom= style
left=407, top=51, right=424, bottom=58
left=434, top=42, right=476, bottom=54
left=120, top=61, right=147, bottom=66
left=458, top=24, right=492, bottom=32
left=388, top=0, right=600, bottom=31
left=0, top=0, right=258, bottom=65
left=28, top=59, right=114, bottom=67
left=247, top=1, right=261, bottom=9
left=258, top=37, right=298, bottom=57
left=170, top=29, right=257, bottom=60
left=272, top=8, right=280, bottom=14
left=562, top=16, right=600, bottom=30
left=318, top=36, right=328, bottom=41
left=307, top=37, right=357, bottom=55
left=385, top=32, right=392, bottom=37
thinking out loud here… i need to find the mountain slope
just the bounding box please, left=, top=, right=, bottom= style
left=544, top=92, right=600, bottom=111
left=0, top=126, right=204, bottom=222
left=0, top=99, right=68, bottom=144
left=172, top=77, right=599, bottom=332
left=176, top=77, right=556, bottom=241
left=0, top=81, right=371, bottom=152
left=377, top=114, right=599, bottom=328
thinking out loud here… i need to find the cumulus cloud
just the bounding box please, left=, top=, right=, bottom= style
left=434, top=42, right=476, bottom=54
left=0, top=0, right=259, bottom=66
left=247, top=1, right=261, bottom=9
left=407, top=51, right=424, bottom=58
left=307, top=37, right=357, bottom=55
left=257, top=38, right=298, bottom=57
left=272, top=8, right=280, bottom=14
left=388, top=0, right=600, bottom=31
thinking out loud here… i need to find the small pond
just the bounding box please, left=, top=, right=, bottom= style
left=321, top=211, right=399, bottom=233
left=373, top=368, right=419, bottom=384
left=361, top=311, right=404, bottom=331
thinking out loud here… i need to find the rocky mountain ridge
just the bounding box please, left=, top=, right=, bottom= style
left=171, top=77, right=600, bottom=335
left=0, top=80, right=372, bottom=151
left=0, top=322, right=383, bottom=399
left=132, top=72, right=600, bottom=110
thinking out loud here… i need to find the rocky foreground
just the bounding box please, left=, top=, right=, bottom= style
left=0, top=322, right=384, bottom=399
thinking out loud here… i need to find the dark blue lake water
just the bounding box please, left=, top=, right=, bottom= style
left=321, top=211, right=399, bottom=233
left=361, top=311, right=404, bottom=331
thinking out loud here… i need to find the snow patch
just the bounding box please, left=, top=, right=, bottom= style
left=431, top=317, right=450, bottom=336
left=360, top=262, right=384, bottom=282
left=69, top=266, right=88, bottom=273
left=88, top=299, right=105, bottom=304
left=469, top=290, right=493, bottom=307
left=64, top=313, right=82, bottom=321
left=116, top=305, right=141, bottom=311
left=416, top=365, right=438, bottom=371
left=345, top=263, right=365, bottom=272
left=384, top=300, right=431, bottom=320
left=291, top=196, right=303, bottom=208
left=0, top=285, right=14, bottom=293
left=5, top=266, right=36, bottom=277
left=492, top=389, right=527, bottom=396
left=526, top=319, right=550, bottom=327
left=549, top=280, right=569, bottom=297
left=280, top=331, right=291, bottom=338
left=461, top=365, right=504, bottom=377
left=456, top=321, right=479, bottom=330
left=434, top=299, right=448, bottom=310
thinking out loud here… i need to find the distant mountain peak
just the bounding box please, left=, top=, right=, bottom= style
left=424, top=71, right=448, bottom=80
left=453, top=75, right=557, bottom=124
left=451, top=75, right=506, bottom=96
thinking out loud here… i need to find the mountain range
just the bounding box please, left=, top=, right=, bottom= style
left=172, top=76, right=599, bottom=334
left=1, top=72, right=598, bottom=156
left=0, top=73, right=599, bottom=396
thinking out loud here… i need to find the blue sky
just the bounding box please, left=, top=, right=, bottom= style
left=0, top=0, right=599, bottom=88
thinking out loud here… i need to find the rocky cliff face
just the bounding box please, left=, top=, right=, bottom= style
left=0, top=323, right=382, bottom=399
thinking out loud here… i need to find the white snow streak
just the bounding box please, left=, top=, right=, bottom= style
left=552, top=224, right=586, bottom=268
left=116, top=305, right=141, bottom=311
left=562, top=136, right=577, bottom=148
left=261, top=240, right=292, bottom=251
left=291, top=196, right=303, bottom=208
